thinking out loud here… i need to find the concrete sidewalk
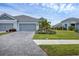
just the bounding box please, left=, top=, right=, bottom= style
left=34, top=40, right=79, bottom=45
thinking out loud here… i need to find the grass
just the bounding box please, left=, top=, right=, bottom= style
left=40, top=44, right=79, bottom=56
left=0, top=32, right=9, bottom=36
left=33, top=30, right=79, bottom=39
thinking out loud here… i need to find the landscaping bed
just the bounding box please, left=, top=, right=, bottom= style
left=33, top=30, right=79, bottom=39
left=0, top=32, right=9, bottom=36
left=40, top=44, right=79, bottom=56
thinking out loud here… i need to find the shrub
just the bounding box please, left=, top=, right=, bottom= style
left=68, top=26, right=75, bottom=31
left=63, top=27, right=67, bottom=30
left=35, top=30, right=45, bottom=34
left=53, top=26, right=67, bottom=30
left=75, top=29, right=79, bottom=33
left=6, top=28, right=16, bottom=32
left=36, top=29, right=56, bottom=34
left=6, top=30, right=9, bottom=32
left=36, top=30, right=46, bottom=34
left=9, top=28, right=16, bottom=32
left=46, top=29, right=56, bottom=34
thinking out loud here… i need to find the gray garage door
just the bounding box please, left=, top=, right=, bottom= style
left=0, top=23, right=13, bottom=31
left=19, top=24, right=36, bottom=31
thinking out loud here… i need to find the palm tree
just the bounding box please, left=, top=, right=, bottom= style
left=38, top=17, right=51, bottom=32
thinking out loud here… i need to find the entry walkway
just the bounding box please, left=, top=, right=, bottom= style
left=34, top=40, right=79, bottom=45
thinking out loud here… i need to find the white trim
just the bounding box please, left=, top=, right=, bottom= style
left=0, top=20, right=17, bottom=23
left=36, top=23, right=39, bottom=30
left=18, top=22, right=37, bottom=24
left=18, top=22, right=39, bottom=31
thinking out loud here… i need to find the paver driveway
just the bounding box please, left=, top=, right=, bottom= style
left=0, top=32, right=47, bottom=56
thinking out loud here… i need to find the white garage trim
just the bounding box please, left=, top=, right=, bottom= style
left=18, top=22, right=39, bottom=31
left=0, top=20, right=17, bottom=23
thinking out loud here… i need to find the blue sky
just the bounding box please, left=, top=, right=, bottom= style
left=0, top=3, right=79, bottom=25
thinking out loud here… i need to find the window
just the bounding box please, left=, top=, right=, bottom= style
left=71, top=24, right=75, bottom=27
left=64, top=24, right=67, bottom=28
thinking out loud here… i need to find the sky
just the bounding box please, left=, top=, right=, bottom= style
left=0, top=3, right=79, bottom=25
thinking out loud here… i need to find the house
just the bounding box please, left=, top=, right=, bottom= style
left=53, top=17, right=79, bottom=30
left=0, top=13, right=39, bottom=31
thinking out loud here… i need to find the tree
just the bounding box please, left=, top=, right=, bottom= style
left=36, top=17, right=56, bottom=34
left=38, top=17, right=51, bottom=32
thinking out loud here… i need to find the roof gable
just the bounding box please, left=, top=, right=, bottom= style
left=61, top=17, right=79, bottom=23
left=0, top=13, right=15, bottom=20
left=14, top=15, right=38, bottom=22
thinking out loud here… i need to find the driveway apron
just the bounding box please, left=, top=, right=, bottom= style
left=0, top=32, right=47, bottom=56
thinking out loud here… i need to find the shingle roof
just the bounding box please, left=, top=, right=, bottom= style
left=53, top=23, right=62, bottom=27
left=0, top=13, right=39, bottom=22
left=61, top=17, right=79, bottom=23
left=53, top=17, right=79, bottom=27
left=14, top=15, right=39, bottom=22
left=0, top=13, right=16, bottom=20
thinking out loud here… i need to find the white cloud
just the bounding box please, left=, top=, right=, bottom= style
left=29, top=3, right=76, bottom=13
left=64, top=4, right=75, bottom=11
left=52, top=4, right=59, bottom=11
left=41, top=3, right=59, bottom=11
left=58, top=4, right=76, bottom=13
left=58, top=3, right=66, bottom=12
left=41, top=3, right=75, bottom=12
left=29, top=3, right=40, bottom=6
left=39, top=3, right=76, bottom=12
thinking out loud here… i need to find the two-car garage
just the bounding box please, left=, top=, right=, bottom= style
left=19, top=23, right=37, bottom=31
left=14, top=15, right=39, bottom=31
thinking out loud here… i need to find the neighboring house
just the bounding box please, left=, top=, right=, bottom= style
left=53, top=18, right=79, bottom=30
left=0, top=13, right=39, bottom=31
left=53, top=23, right=62, bottom=28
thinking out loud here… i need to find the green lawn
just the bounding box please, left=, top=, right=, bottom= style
left=40, top=44, right=79, bottom=56
left=0, top=32, right=9, bottom=36
left=33, top=30, right=79, bottom=39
